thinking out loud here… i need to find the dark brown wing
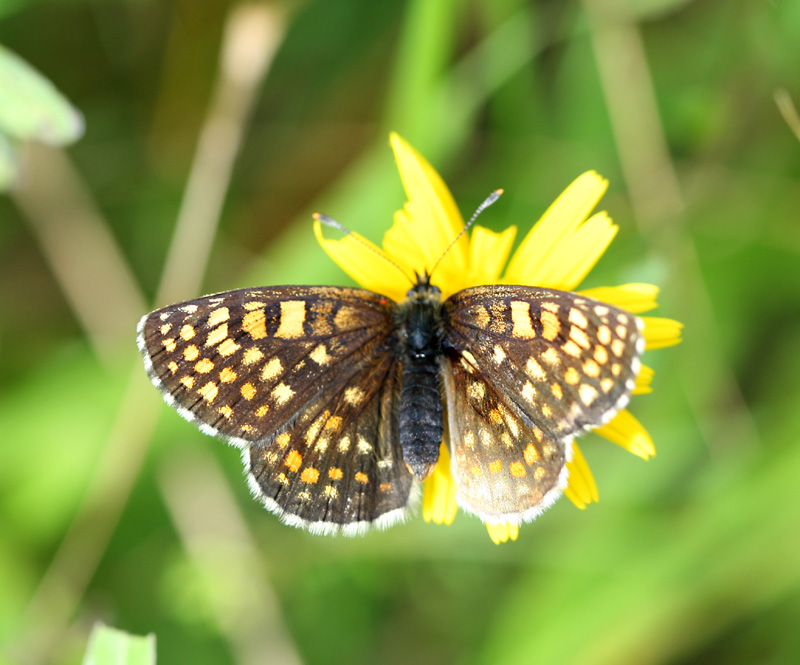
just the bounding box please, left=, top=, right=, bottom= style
left=442, top=354, right=570, bottom=523
left=442, top=285, right=644, bottom=523
left=137, top=286, right=414, bottom=534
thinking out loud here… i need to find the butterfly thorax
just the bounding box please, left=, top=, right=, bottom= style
left=395, top=275, right=445, bottom=480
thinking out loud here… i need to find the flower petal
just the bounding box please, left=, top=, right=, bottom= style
left=486, top=522, right=520, bottom=544
left=503, top=171, right=608, bottom=285
left=578, top=283, right=660, bottom=313
left=521, top=211, right=618, bottom=291
left=422, top=442, right=458, bottom=525
left=641, top=316, right=684, bottom=350
left=383, top=133, right=468, bottom=285
left=466, top=224, right=517, bottom=288
left=594, top=409, right=655, bottom=460
left=314, top=221, right=409, bottom=301
left=563, top=442, right=599, bottom=509
left=632, top=364, right=654, bottom=395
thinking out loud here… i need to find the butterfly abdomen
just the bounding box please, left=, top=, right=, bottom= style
left=398, top=355, right=443, bottom=479
left=396, top=280, right=445, bottom=480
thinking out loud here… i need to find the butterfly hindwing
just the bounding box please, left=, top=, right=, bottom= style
left=442, top=354, right=570, bottom=523
left=247, top=351, right=413, bottom=533
left=138, top=286, right=414, bottom=532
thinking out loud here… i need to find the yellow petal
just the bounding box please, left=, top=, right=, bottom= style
left=486, top=522, right=519, bottom=544
left=504, top=171, right=608, bottom=285
left=520, top=211, right=618, bottom=291
left=563, top=442, right=599, bottom=509
left=595, top=409, right=656, bottom=460
left=383, top=134, right=468, bottom=288
left=578, top=283, right=660, bottom=313
left=641, top=316, right=684, bottom=350
left=466, top=224, right=517, bottom=288
left=314, top=221, right=409, bottom=301
left=422, top=442, right=458, bottom=525
left=632, top=364, right=654, bottom=395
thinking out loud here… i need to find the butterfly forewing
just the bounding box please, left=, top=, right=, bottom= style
left=138, top=286, right=414, bottom=533
left=441, top=285, right=643, bottom=521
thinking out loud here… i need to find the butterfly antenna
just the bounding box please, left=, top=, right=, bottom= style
left=313, top=212, right=415, bottom=285
left=428, top=189, right=504, bottom=277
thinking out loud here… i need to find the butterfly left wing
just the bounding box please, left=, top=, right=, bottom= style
left=137, top=286, right=414, bottom=533
left=246, top=347, right=411, bottom=533
left=441, top=285, right=644, bottom=523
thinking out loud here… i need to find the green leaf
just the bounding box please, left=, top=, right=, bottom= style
left=0, top=45, right=84, bottom=145
left=82, top=624, right=156, bottom=665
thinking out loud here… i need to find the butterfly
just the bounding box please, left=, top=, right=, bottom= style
left=137, top=257, right=644, bottom=535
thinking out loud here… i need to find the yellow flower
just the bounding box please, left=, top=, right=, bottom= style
left=316, top=133, right=682, bottom=543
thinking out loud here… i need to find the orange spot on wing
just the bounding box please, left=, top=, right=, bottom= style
left=300, top=467, right=320, bottom=484
left=285, top=450, right=302, bottom=473
left=242, top=309, right=267, bottom=339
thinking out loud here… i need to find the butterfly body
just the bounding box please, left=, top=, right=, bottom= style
left=395, top=277, right=445, bottom=480
left=138, top=277, right=643, bottom=535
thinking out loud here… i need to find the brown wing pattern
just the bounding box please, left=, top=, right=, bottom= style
left=137, top=286, right=414, bottom=533
left=442, top=355, right=570, bottom=523
left=442, top=285, right=644, bottom=522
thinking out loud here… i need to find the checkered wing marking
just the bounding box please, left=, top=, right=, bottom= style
left=442, top=354, right=570, bottom=523
left=441, top=285, right=644, bottom=522
left=137, top=286, right=414, bottom=533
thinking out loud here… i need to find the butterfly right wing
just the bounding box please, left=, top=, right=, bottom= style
left=441, top=285, right=644, bottom=524
left=137, top=286, right=414, bottom=534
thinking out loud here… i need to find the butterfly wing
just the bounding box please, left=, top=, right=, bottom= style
left=137, top=286, right=414, bottom=534
left=441, top=354, right=571, bottom=524
left=442, top=285, right=644, bottom=523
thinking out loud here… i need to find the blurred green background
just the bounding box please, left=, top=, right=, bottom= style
left=2, top=0, right=800, bottom=663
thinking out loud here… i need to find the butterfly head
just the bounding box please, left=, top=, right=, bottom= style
left=399, top=272, right=444, bottom=357
left=406, top=271, right=442, bottom=301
